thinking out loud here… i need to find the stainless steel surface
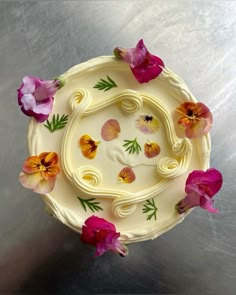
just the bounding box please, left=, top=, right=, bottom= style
left=0, top=1, right=235, bottom=294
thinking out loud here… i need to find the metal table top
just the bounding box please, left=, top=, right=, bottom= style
left=0, top=1, right=235, bottom=294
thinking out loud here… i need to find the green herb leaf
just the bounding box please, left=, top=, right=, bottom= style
left=123, top=138, right=142, bottom=155
left=44, top=114, right=68, bottom=133
left=142, top=198, right=158, bottom=221
left=77, top=197, right=103, bottom=213
left=93, top=75, right=117, bottom=91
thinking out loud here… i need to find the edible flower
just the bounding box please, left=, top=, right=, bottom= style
left=113, top=39, right=164, bottom=83
left=17, top=76, right=64, bottom=122
left=79, top=134, right=100, bottom=159
left=81, top=215, right=128, bottom=257
left=144, top=141, right=161, bottom=158
left=136, top=115, right=160, bottom=134
left=101, top=119, right=121, bottom=141
left=19, top=152, right=60, bottom=194
left=176, top=102, right=213, bottom=138
left=176, top=168, right=223, bottom=214
left=118, top=167, right=136, bottom=183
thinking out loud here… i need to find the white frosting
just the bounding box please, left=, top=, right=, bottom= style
left=27, top=56, right=210, bottom=243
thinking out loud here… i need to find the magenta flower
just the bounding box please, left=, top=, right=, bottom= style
left=17, top=76, right=64, bottom=122
left=176, top=168, right=223, bottom=214
left=113, top=39, right=164, bottom=83
left=81, top=216, right=128, bottom=257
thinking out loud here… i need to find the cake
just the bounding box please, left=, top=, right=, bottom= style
left=18, top=40, right=223, bottom=256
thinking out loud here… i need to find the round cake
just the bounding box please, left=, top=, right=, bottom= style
left=19, top=40, right=222, bottom=256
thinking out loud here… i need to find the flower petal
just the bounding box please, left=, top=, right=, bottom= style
left=34, top=80, right=59, bottom=101
left=23, top=156, right=41, bottom=173
left=21, top=107, right=50, bottom=122
left=114, top=39, right=164, bottom=83
left=185, top=118, right=207, bottom=138
left=95, top=231, right=128, bottom=257
left=81, top=216, right=116, bottom=245
left=39, top=152, right=59, bottom=166
left=115, top=39, right=147, bottom=67
left=32, top=97, right=54, bottom=115
left=200, top=199, right=219, bottom=213
left=21, top=94, right=37, bottom=111
left=21, top=76, right=37, bottom=94
left=136, top=115, right=160, bottom=134
left=186, top=168, right=223, bottom=197
left=118, top=167, right=136, bottom=183
left=101, top=119, right=121, bottom=141
left=131, top=54, right=164, bottom=83
left=144, top=141, right=161, bottom=158
left=79, top=134, right=99, bottom=159
left=33, top=176, right=56, bottom=194
left=19, top=171, right=42, bottom=190
left=195, top=102, right=212, bottom=120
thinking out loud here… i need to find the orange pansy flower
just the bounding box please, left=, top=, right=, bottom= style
left=19, top=152, right=60, bottom=194
left=79, top=134, right=100, bottom=159
left=176, top=102, right=213, bottom=138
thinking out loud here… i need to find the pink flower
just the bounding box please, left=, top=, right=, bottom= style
left=176, top=102, right=213, bottom=138
left=17, top=76, right=64, bottom=122
left=176, top=168, right=223, bottom=214
left=81, top=216, right=128, bottom=257
left=113, top=39, right=164, bottom=83
left=19, top=152, right=60, bottom=194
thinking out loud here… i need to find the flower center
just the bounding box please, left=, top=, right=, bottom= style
left=88, top=139, right=98, bottom=152
left=185, top=109, right=200, bottom=121
left=144, top=115, right=153, bottom=123
left=38, top=164, right=47, bottom=172
left=187, top=109, right=194, bottom=117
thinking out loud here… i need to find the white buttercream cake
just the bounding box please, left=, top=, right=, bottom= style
left=27, top=56, right=210, bottom=243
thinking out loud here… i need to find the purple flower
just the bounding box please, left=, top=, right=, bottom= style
left=176, top=168, right=223, bottom=214
left=113, top=39, right=164, bottom=83
left=17, top=76, right=63, bottom=122
left=81, top=215, right=128, bottom=257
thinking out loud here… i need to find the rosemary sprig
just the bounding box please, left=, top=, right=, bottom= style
left=142, top=198, right=158, bottom=221
left=44, top=114, right=68, bottom=133
left=123, top=138, right=142, bottom=155
left=93, top=75, right=117, bottom=91
left=77, top=197, right=103, bottom=213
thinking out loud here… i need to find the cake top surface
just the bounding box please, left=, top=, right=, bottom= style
left=18, top=40, right=223, bottom=257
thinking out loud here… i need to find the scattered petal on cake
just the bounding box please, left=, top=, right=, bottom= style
left=79, top=134, right=100, bottom=159
left=118, top=167, right=136, bottom=183
left=136, top=115, right=160, bottom=134
left=101, top=119, right=121, bottom=141
left=81, top=215, right=128, bottom=257
left=17, top=76, right=64, bottom=122
left=144, top=141, right=161, bottom=158
left=113, top=39, right=164, bottom=83
left=176, top=102, right=213, bottom=138
left=19, top=152, right=60, bottom=194
left=176, top=168, right=223, bottom=214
